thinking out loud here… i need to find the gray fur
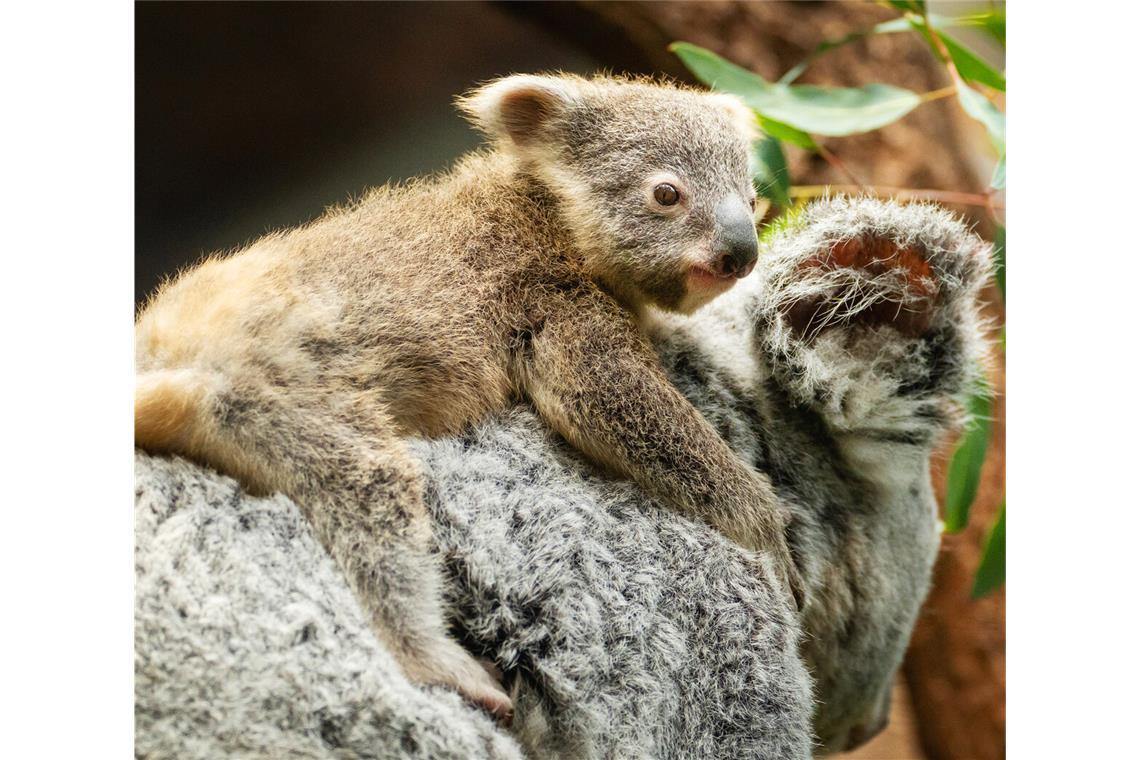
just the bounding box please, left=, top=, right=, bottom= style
left=134, top=75, right=795, bottom=713
left=136, top=198, right=991, bottom=758
left=134, top=454, right=525, bottom=760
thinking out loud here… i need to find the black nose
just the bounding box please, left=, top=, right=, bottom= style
left=714, top=197, right=759, bottom=278
left=714, top=250, right=757, bottom=279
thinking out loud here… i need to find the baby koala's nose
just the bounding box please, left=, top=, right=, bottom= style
left=714, top=197, right=759, bottom=278
left=714, top=250, right=757, bottom=279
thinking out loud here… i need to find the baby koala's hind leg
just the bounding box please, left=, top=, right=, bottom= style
left=145, top=376, right=512, bottom=720
left=307, top=433, right=513, bottom=722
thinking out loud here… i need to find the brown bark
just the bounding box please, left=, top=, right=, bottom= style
left=507, top=3, right=1006, bottom=759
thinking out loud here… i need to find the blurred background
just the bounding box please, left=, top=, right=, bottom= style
left=136, top=2, right=1005, bottom=758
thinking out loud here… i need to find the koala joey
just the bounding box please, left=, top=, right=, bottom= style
left=134, top=73, right=798, bottom=718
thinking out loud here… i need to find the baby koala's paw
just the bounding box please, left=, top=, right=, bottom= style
left=754, top=197, right=992, bottom=430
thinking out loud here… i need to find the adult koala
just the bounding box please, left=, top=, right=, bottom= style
left=135, top=197, right=992, bottom=759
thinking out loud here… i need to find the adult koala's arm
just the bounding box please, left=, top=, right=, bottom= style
left=418, top=197, right=992, bottom=757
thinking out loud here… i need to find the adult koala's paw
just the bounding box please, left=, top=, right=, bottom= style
left=782, top=234, right=941, bottom=340
left=754, top=197, right=992, bottom=431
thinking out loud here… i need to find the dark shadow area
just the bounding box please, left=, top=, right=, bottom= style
left=136, top=1, right=622, bottom=303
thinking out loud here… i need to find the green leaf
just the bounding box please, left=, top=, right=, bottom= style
left=905, top=16, right=1005, bottom=92
left=944, top=382, right=993, bottom=533
left=671, top=42, right=923, bottom=137
left=956, top=82, right=1005, bottom=151
left=758, top=204, right=808, bottom=246
left=887, top=0, right=926, bottom=13
left=955, top=82, right=1004, bottom=189
left=958, top=9, right=1005, bottom=47
left=757, top=114, right=818, bottom=151
left=992, top=224, right=1005, bottom=301
left=971, top=502, right=1006, bottom=598
left=939, top=29, right=1005, bottom=91
left=991, top=150, right=1005, bottom=190
left=753, top=81, right=923, bottom=138
left=753, top=135, right=791, bottom=208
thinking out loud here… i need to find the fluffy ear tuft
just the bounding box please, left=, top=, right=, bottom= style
left=709, top=93, right=759, bottom=142
left=458, top=75, right=579, bottom=147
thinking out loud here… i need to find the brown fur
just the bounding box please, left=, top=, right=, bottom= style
left=135, top=73, right=795, bottom=718
left=135, top=370, right=208, bottom=454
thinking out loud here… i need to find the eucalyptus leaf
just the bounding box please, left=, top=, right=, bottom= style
left=756, top=81, right=923, bottom=136
left=971, top=502, right=1006, bottom=598
left=938, top=29, right=1005, bottom=91
left=961, top=9, right=1005, bottom=47
left=991, top=150, right=1005, bottom=190
left=753, top=135, right=791, bottom=208
left=939, top=9, right=1005, bottom=41
left=956, top=82, right=1005, bottom=151
left=905, top=16, right=1005, bottom=92
left=887, top=0, right=926, bottom=13
left=944, top=383, right=993, bottom=533
left=757, top=114, right=818, bottom=151
left=671, top=42, right=922, bottom=136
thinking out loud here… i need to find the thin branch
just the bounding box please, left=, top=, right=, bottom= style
left=808, top=87, right=953, bottom=191
left=984, top=188, right=1004, bottom=224
left=920, top=84, right=958, bottom=103
left=920, top=6, right=963, bottom=84
left=817, top=144, right=868, bottom=188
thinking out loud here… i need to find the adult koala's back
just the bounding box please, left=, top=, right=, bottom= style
left=134, top=198, right=991, bottom=758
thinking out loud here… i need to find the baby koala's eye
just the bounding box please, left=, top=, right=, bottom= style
left=749, top=197, right=757, bottom=212
left=653, top=183, right=680, bottom=207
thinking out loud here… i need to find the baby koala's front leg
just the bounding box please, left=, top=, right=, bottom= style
left=520, top=296, right=802, bottom=606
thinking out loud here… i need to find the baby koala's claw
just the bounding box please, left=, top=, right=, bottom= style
left=470, top=688, right=514, bottom=727
left=475, top=657, right=515, bottom=727
left=448, top=657, right=514, bottom=726
left=406, top=636, right=515, bottom=726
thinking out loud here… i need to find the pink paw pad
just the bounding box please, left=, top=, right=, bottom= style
left=784, top=237, right=939, bottom=339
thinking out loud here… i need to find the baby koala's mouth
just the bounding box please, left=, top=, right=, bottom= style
left=687, top=258, right=756, bottom=289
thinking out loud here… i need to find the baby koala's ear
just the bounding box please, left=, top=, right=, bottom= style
left=709, top=93, right=759, bottom=142
left=458, top=74, right=580, bottom=148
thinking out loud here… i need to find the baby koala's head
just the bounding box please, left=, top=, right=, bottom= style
left=460, top=73, right=759, bottom=314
